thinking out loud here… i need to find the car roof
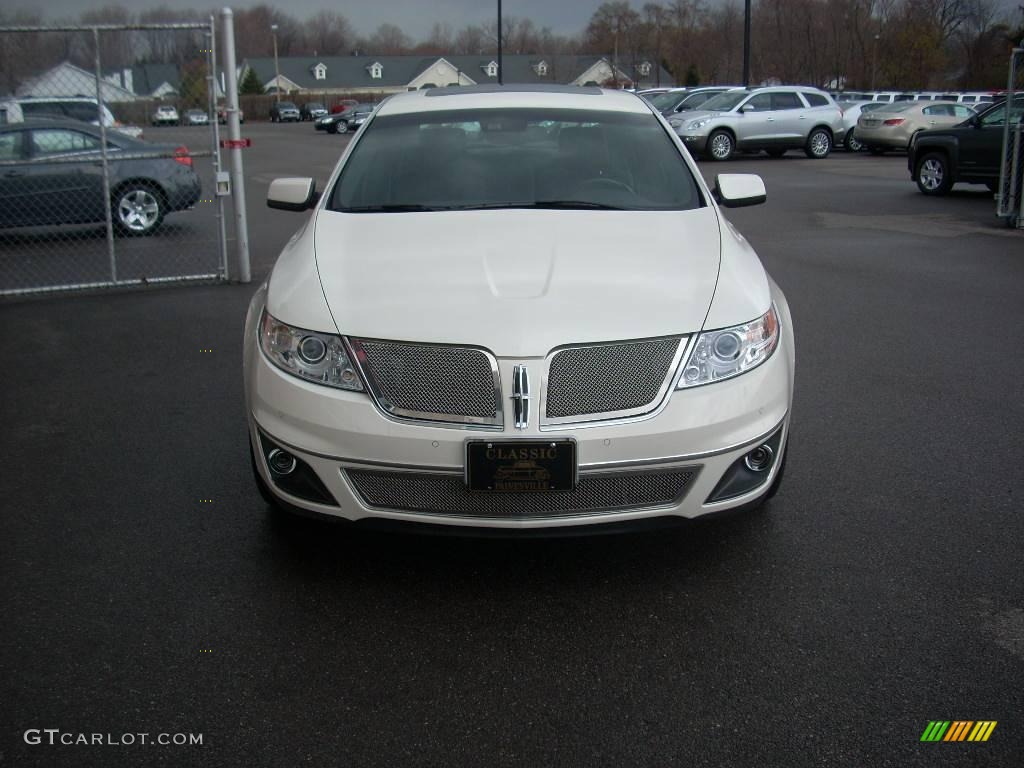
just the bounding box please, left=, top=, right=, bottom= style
left=377, top=85, right=651, bottom=116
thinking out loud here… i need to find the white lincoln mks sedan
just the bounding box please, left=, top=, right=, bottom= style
left=244, top=84, right=795, bottom=533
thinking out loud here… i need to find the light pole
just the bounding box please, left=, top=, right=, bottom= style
left=271, top=23, right=280, bottom=103
left=870, top=33, right=880, bottom=91
left=497, top=0, right=503, bottom=85
left=742, top=0, right=751, bottom=87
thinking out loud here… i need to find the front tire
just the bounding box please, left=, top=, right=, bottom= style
left=844, top=131, right=863, bottom=152
left=113, top=183, right=165, bottom=236
left=804, top=128, right=831, bottom=159
left=915, top=152, right=953, bottom=196
left=706, top=130, right=734, bottom=161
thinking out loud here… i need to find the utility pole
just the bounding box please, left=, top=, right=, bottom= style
left=742, top=0, right=751, bottom=87
left=497, top=0, right=503, bottom=85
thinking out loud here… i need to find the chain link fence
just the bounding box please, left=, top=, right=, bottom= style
left=996, top=47, right=1024, bottom=229
left=0, top=20, right=237, bottom=296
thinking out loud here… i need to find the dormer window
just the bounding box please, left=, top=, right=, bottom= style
left=484, top=61, right=498, bottom=78
left=637, top=61, right=652, bottom=76
left=369, top=62, right=383, bottom=79
left=534, top=61, right=548, bottom=76
left=313, top=63, right=327, bottom=81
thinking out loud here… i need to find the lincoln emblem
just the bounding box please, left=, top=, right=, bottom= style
left=511, top=364, right=530, bottom=430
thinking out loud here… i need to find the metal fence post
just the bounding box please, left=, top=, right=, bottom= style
left=92, top=26, right=117, bottom=283
left=221, top=7, right=251, bottom=283
left=207, top=16, right=230, bottom=280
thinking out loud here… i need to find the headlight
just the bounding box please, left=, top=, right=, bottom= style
left=686, top=118, right=710, bottom=130
left=677, top=307, right=779, bottom=388
left=259, top=310, right=363, bottom=391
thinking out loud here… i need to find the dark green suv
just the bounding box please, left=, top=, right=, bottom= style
left=909, top=97, right=1023, bottom=195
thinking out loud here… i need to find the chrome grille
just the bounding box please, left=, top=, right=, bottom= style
left=346, top=467, right=698, bottom=519
left=350, top=339, right=501, bottom=427
left=545, top=337, right=682, bottom=420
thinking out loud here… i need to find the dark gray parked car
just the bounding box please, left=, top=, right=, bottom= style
left=0, top=119, right=201, bottom=236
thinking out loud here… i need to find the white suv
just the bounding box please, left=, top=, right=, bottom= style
left=669, top=86, right=845, bottom=160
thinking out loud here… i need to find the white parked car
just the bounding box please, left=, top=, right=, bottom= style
left=670, top=86, right=844, bottom=160
left=152, top=105, right=179, bottom=126
left=244, top=85, right=795, bottom=533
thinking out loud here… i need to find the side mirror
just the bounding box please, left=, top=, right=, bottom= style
left=740, top=103, right=755, bottom=113
left=267, top=177, right=318, bottom=211
left=713, top=174, right=766, bottom=208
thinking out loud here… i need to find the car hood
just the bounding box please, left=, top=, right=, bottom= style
left=312, top=207, right=722, bottom=357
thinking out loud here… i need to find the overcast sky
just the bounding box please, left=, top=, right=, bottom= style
left=7, top=0, right=602, bottom=38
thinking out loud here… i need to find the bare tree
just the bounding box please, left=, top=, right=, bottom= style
left=303, top=10, right=354, bottom=57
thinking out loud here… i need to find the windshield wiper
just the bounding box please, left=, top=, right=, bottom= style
left=339, top=204, right=448, bottom=213
left=451, top=200, right=625, bottom=211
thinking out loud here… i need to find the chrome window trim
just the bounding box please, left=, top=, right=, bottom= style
left=345, top=337, right=504, bottom=431
left=538, top=334, right=692, bottom=431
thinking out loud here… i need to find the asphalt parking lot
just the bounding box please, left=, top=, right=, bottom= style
left=2, top=122, right=1023, bottom=767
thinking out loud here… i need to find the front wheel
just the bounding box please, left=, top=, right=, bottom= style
left=114, top=184, right=165, bottom=236
left=845, top=131, right=863, bottom=152
left=804, top=128, right=831, bottom=159
left=915, top=152, right=953, bottom=196
left=706, top=130, right=734, bottom=161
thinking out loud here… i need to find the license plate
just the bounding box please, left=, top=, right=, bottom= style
left=466, top=440, right=576, bottom=492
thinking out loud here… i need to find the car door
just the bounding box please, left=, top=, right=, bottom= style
left=921, top=104, right=960, bottom=130
left=736, top=93, right=775, bottom=145
left=770, top=91, right=807, bottom=145
left=0, top=129, right=30, bottom=227
left=25, top=127, right=107, bottom=226
left=958, top=101, right=1022, bottom=177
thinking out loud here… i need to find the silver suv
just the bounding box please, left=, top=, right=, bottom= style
left=669, top=86, right=845, bottom=161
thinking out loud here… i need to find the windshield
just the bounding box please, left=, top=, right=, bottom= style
left=649, top=91, right=685, bottom=110
left=279, top=102, right=297, bottom=109
left=328, top=107, right=702, bottom=213
left=699, top=91, right=748, bottom=112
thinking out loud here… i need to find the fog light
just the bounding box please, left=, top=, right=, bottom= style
left=267, top=448, right=297, bottom=475
left=744, top=444, right=774, bottom=473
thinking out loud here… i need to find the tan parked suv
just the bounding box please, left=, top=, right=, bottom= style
left=669, top=86, right=845, bottom=160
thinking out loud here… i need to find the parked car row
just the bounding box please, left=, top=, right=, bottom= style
left=666, top=86, right=845, bottom=160
left=314, top=103, right=375, bottom=134
left=0, top=96, right=144, bottom=139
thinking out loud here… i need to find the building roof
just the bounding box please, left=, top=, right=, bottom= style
left=130, top=64, right=181, bottom=95
left=241, top=54, right=673, bottom=90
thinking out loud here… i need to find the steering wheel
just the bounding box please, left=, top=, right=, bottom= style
left=577, top=177, right=635, bottom=195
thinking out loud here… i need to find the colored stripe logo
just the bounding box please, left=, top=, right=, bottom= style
left=920, top=721, right=997, bottom=742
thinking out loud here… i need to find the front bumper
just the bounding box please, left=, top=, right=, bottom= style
left=244, top=286, right=795, bottom=531
left=675, top=130, right=710, bottom=153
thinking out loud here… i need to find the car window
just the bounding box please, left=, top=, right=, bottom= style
left=649, top=92, right=684, bottom=110
left=978, top=100, right=1024, bottom=127
left=31, top=129, right=101, bottom=156
left=745, top=94, right=773, bottom=111
left=772, top=92, right=803, bottom=110
left=62, top=102, right=100, bottom=123
left=700, top=91, right=748, bottom=112
left=0, top=131, right=24, bottom=160
left=952, top=105, right=975, bottom=118
left=329, top=107, right=702, bottom=214
left=923, top=105, right=951, bottom=116
left=803, top=93, right=829, bottom=107
left=20, top=102, right=67, bottom=118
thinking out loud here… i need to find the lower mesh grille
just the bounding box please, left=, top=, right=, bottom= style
left=345, top=466, right=699, bottom=518
left=545, top=337, right=682, bottom=419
